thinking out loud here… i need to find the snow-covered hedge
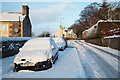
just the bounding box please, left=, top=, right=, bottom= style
left=0, top=37, right=34, bottom=42
left=86, top=24, right=97, bottom=39
left=1, top=37, right=36, bottom=58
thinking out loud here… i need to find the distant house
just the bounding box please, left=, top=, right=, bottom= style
left=0, top=4, right=32, bottom=37
left=55, top=25, right=77, bottom=39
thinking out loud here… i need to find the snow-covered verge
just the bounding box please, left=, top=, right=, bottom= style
left=0, top=55, right=16, bottom=79
left=0, top=37, right=35, bottom=42
left=1, top=48, right=86, bottom=78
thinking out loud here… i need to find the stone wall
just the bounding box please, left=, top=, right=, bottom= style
left=85, top=37, right=120, bottom=51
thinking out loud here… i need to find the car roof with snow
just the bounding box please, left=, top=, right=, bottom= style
left=22, top=37, right=54, bottom=50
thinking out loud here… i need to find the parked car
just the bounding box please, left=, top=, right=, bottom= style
left=63, top=38, right=68, bottom=48
left=53, top=37, right=66, bottom=51
left=14, top=37, right=58, bottom=72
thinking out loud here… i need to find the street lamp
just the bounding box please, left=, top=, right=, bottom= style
left=60, top=18, right=64, bottom=26
left=60, top=18, right=64, bottom=37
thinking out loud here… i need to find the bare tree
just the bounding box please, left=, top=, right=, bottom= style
left=100, top=0, right=109, bottom=20
left=69, top=1, right=120, bottom=38
left=37, top=32, right=51, bottom=37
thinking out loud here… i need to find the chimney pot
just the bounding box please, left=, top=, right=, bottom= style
left=22, top=4, right=29, bottom=15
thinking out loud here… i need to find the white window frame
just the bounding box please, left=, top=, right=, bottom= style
left=0, top=23, right=9, bottom=37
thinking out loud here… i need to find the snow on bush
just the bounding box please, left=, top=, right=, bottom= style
left=0, top=37, right=34, bottom=42
left=86, top=24, right=97, bottom=39
left=1, top=37, right=35, bottom=58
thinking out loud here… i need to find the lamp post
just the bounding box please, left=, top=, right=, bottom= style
left=60, top=18, right=64, bottom=37
left=60, top=18, right=64, bottom=26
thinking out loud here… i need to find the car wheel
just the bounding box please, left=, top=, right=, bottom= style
left=49, top=61, right=52, bottom=68
left=14, top=64, right=21, bottom=72
left=13, top=67, right=16, bottom=72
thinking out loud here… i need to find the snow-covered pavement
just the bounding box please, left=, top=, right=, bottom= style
left=1, top=48, right=85, bottom=78
left=0, top=40, right=119, bottom=78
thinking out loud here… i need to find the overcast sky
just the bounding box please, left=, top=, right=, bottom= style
left=2, top=2, right=99, bottom=36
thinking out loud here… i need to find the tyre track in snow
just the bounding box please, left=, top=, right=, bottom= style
left=78, top=41, right=120, bottom=60
left=74, top=46, right=95, bottom=78
left=74, top=41, right=118, bottom=78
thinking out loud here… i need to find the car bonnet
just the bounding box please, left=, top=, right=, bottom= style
left=14, top=49, right=51, bottom=63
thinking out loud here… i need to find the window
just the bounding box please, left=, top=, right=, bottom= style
left=0, top=23, right=9, bottom=37
left=94, top=26, right=97, bottom=29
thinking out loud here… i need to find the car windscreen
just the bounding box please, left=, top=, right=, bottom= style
left=53, top=38, right=64, bottom=43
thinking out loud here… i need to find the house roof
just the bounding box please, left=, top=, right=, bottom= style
left=0, top=12, right=26, bottom=21
left=63, top=29, right=76, bottom=35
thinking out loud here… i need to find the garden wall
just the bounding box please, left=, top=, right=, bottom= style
left=85, top=37, right=120, bottom=51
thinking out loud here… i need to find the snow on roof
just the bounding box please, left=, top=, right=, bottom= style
left=97, top=20, right=120, bottom=23
left=63, top=29, right=76, bottom=35
left=68, top=29, right=73, bottom=34
left=53, top=37, right=64, bottom=42
left=74, top=33, right=76, bottom=35
left=0, top=12, right=26, bottom=21
left=86, top=24, right=97, bottom=37
left=22, top=4, right=27, bottom=6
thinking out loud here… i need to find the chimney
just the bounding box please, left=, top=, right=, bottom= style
left=22, top=4, right=29, bottom=16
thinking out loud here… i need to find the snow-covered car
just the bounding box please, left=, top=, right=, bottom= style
left=14, top=38, right=58, bottom=71
left=53, top=37, right=66, bottom=51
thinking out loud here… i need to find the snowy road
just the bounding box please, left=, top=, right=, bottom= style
left=0, top=40, right=119, bottom=78
left=72, top=40, right=119, bottom=78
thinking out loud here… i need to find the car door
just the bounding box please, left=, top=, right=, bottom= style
left=50, top=39, right=58, bottom=58
left=62, top=38, right=66, bottom=47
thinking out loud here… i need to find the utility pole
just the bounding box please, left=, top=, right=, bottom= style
left=60, top=18, right=64, bottom=26
left=60, top=18, right=64, bottom=37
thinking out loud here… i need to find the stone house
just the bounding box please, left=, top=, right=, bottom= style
left=0, top=4, right=32, bottom=37
left=55, top=25, right=77, bottom=39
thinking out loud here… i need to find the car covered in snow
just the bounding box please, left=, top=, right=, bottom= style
left=14, top=38, right=58, bottom=71
left=53, top=37, right=66, bottom=51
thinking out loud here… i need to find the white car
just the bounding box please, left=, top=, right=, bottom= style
left=53, top=37, right=66, bottom=51
left=14, top=37, right=58, bottom=71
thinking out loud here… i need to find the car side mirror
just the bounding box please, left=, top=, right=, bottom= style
left=51, top=45, right=55, bottom=50
left=19, top=48, right=22, bottom=51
